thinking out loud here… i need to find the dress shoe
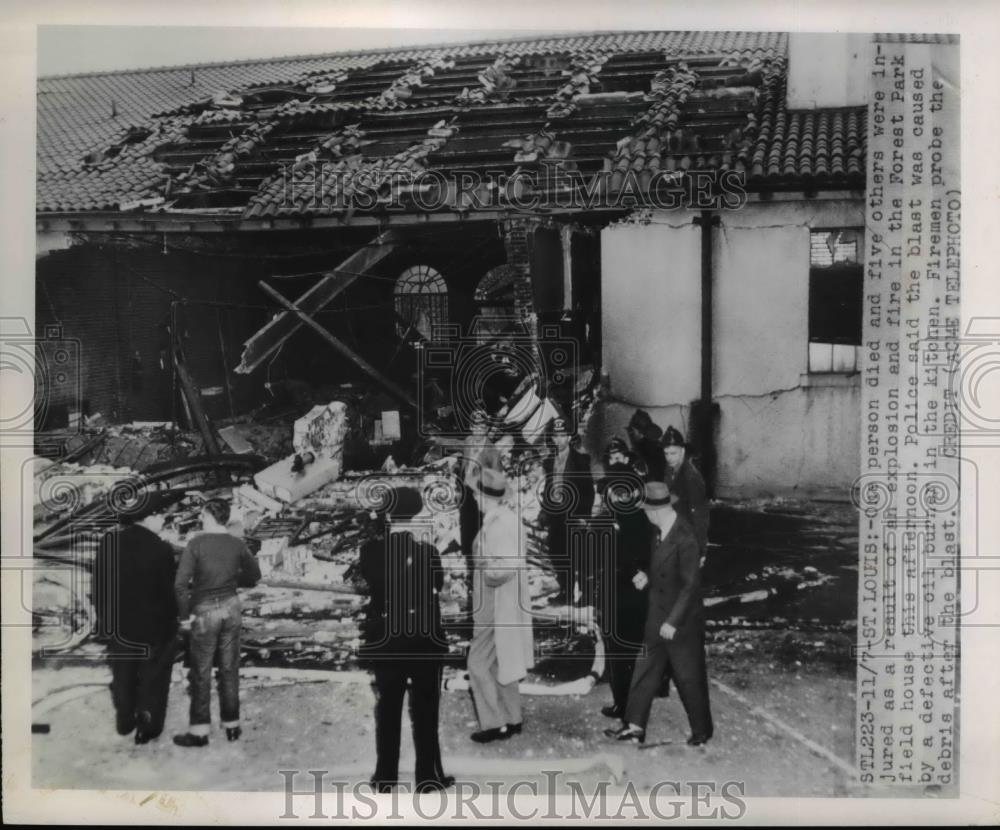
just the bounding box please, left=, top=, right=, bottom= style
left=471, top=726, right=510, bottom=743
left=173, top=733, right=209, bottom=748
left=604, top=724, right=645, bottom=744
left=226, top=727, right=242, bottom=742
left=416, top=775, right=455, bottom=793
left=505, top=723, right=522, bottom=736
left=686, top=734, right=711, bottom=747
left=601, top=704, right=624, bottom=719
left=134, top=730, right=159, bottom=745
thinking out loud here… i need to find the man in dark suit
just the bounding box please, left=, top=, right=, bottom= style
left=541, top=417, right=595, bottom=604
left=358, top=487, right=454, bottom=793
left=93, top=507, right=178, bottom=744
left=661, top=426, right=709, bottom=563
left=596, top=439, right=653, bottom=719
left=626, top=409, right=667, bottom=482
left=605, top=481, right=713, bottom=746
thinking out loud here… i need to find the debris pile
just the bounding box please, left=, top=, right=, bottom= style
left=253, top=402, right=348, bottom=503
left=30, top=378, right=588, bottom=669
left=457, top=55, right=521, bottom=104
left=33, top=458, right=136, bottom=525
left=546, top=51, right=612, bottom=118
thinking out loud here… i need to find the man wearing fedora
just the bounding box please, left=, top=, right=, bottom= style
left=541, top=416, right=595, bottom=604
left=467, top=467, right=535, bottom=743
left=626, top=409, right=667, bottom=482
left=605, top=481, right=713, bottom=746
left=661, top=426, right=709, bottom=564
left=358, top=487, right=454, bottom=793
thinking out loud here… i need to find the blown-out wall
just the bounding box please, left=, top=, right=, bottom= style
left=598, top=198, right=864, bottom=499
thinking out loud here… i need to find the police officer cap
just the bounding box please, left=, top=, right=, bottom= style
left=661, top=426, right=686, bottom=448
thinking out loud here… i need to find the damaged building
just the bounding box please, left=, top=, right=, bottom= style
left=36, top=30, right=871, bottom=499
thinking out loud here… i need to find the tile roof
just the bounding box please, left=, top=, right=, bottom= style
left=37, top=30, right=866, bottom=218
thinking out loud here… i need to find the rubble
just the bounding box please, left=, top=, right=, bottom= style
left=31, top=373, right=851, bottom=680
left=253, top=402, right=348, bottom=503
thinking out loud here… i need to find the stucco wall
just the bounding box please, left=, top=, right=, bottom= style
left=598, top=199, right=865, bottom=499
left=787, top=33, right=871, bottom=109
left=600, top=221, right=701, bottom=405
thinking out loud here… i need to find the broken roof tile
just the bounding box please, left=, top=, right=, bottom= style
left=37, top=30, right=866, bottom=216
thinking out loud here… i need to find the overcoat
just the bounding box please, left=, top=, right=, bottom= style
left=664, top=458, right=709, bottom=555
left=643, top=516, right=704, bottom=644
left=471, top=506, right=535, bottom=685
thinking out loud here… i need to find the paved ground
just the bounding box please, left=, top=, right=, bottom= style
left=33, top=629, right=854, bottom=799
left=32, top=498, right=861, bottom=800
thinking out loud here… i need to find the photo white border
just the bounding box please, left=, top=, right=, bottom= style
left=3, top=0, right=998, bottom=824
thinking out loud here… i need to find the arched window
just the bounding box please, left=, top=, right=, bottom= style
left=393, top=265, right=448, bottom=340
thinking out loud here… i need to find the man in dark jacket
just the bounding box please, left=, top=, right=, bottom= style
left=358, top=487, right=454, bottom=793
left=596, top=439, right=653, bottom=719
left=93, top=509, right=178, bottom=744
left=661, top=426, right=709, bottom=562
left=605, top=481, right=713, bottom=746
left=626, top=409, right=666, bottom=482
left=541, top=417, right=595, bottom=603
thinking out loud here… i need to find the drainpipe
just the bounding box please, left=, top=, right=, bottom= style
left=693, top=209, right=720, bottom=496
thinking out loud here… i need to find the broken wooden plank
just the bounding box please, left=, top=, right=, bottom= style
left=174, top=350, right=222, bottom=456
left=257, top=282, right=418, bottom=409
left=236, top=229, right=400, bottom=374
left=217, top=424, right=254, bottom=454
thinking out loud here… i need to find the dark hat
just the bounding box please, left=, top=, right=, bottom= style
left=478, top=467, right=508, bottom=499
left=551, top=416, right=572, bottom=435
left=661, top=426, right=686, bottom=448
left=628, top=409, right=653, bottom=432
left=641, top=480, right=673, bottom=510
left=606, top=437, right=629, bottom=456
left=369, top=486, right=424, bottom=522
left=643, top=422, right=663, bottom=443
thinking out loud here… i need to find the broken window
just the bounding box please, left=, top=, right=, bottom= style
left=393, top=265, right=448, bottom=341
left=473, top=265, right=519, bottom=345
left=808, top=228, right=863, bottom=373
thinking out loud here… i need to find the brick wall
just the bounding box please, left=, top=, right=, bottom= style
left=35, top=241, right=269, bottom=427
left=501, top=217, right=539, bottom=323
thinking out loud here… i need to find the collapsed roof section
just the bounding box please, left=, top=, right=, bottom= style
left=36, top=30, right=866, bottom=219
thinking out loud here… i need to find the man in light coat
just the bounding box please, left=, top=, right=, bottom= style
left=466, top=468, right=535, bottom=743
left=457, top=409, right=499, bottom=561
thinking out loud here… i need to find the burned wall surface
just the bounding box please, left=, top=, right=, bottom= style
left=35, top=241, right=270, bottom=426
left=34, top=225, right=512, bottom=428
left=598, top=198, right=864, bottom=499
